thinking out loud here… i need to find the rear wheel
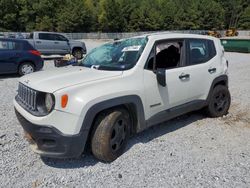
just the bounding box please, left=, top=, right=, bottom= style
left=18, top=62, right=35, bottom=76
left=91, top=108, right=131, bottom=162
left=205, top=85, right=231, bottom=117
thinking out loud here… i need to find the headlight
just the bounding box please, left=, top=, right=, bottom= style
left=45, top=93, right=55, bottom=113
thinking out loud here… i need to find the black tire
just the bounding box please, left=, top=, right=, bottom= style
left=205, top=85, right=231, bottom=118
left=91, top=108, right=131, bottom=162
left=18, top=62, right=35, bottom=76
left=72, top=49, right=83, bottom=60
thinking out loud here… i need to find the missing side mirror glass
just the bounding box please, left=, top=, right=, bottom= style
left=156, top=68, right=166, bottom=87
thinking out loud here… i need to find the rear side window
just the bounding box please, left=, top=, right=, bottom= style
left=188, top=39, right=216, bottom=65
left=0, top=41, right=16, bottom=50
left=38, top=33, right=55, bottom=40
left=54, top=34, right=68, bottom=41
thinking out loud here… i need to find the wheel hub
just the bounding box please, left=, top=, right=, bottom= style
left=22, top=64, right=34, bottom=75
left=214, top=92, right=228, bottom=112
left=110, top=119, right=126, bottom=152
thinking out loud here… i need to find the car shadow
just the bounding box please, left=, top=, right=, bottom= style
left=0, top=73, right=19, bottom=80
left=42, top=111, right=206, bottom=169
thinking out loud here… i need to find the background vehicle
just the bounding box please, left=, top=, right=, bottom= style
left=0, top=38, right=44, bottom=75
left=207, top=30, right=222, bottom=38
left=27, top=32, right=87, bottom=59
left=7, top=33, right=16, bottom=39
left=15, top=33, right=25, bottom=39
left=14, top=33, right=230, bottom=162
left=225, top=28, right=239, bottom=37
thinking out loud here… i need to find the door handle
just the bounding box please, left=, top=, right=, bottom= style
left=54, top=42, right=59, bottom=44
left=179, top=73, right=190, bottom=80
left=208, top=68, right=217, bottom=73
left=36, top=41, right=41, bottom=44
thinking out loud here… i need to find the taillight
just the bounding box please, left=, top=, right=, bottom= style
left=29, top=50, right=41, bottom=56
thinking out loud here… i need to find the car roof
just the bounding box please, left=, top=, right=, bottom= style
left=128, top=32, right=217, bottom=41
left=146, top=32, right=217, bottom=41
left=0, top=38, right=27, bottom=43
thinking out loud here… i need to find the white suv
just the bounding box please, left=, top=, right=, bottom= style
left=14, top=33, right=231, bottom=162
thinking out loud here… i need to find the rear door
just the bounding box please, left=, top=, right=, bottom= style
left=53, top=34, right=70, bottom=55
left=183, top=38, right=218, bottom=101
left=143, top=38, right=217, bottom=121
left=0, top=40, right=20, bottom=73
left=36, top=33, right=56, bottom=54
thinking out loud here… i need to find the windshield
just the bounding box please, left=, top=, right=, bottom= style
left=79, top=37, right=148, bottom=70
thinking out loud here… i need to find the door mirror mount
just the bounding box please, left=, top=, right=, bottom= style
left=156, top=68, right=166, bottom=87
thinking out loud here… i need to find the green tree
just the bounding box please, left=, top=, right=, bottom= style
left=238, top=6, right=250, bottom=29
left=0, top=0, right=250, bottom=32
left=98, top=0, right=125, bottom=32
left=56, top=0, right=94, bottom=32
left=128, top=0, right=163, bottom=31
left=0, top=0, right=23, bottom=31
left=198, top=0, right=225, bottom=29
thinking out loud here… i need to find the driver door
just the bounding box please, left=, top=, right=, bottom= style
left=143, top=39, right=195, bottom=122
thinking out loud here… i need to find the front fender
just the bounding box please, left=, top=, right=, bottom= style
left=79, top=95, right=146, bottom=133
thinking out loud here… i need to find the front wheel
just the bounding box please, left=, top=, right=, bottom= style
left=18, top=62, right=35, bottom=76
left=72, top=49, right=83, bottom=60
left=91, top=108, right=131, bottom=162
left=205, top=85, right=231, bottom=117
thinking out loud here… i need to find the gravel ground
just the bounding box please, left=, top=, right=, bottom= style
left=0, top=43, right=250, bottom=187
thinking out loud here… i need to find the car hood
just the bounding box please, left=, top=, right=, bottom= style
left=19, top=66, right=123, bottom=93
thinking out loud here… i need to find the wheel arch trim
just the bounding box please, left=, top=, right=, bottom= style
left=80, top=95, right=146, bottom=133
left=206, top=75, right=229, bottom=103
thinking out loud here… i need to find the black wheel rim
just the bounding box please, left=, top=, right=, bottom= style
left=74, top=51, right=82, bottom=59
left=213, top=91, right=229, bottom=113
left=110, top=118, right=127, bottom=152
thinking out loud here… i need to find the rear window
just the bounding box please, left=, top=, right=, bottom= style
left=29, top=33, right=33, bottom=39
left=188, top=39, right=216, bottom=65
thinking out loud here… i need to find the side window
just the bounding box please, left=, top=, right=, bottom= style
left=0, top=41, right=15, bottom=50
left=38, top=33, right=54, bottom=40
left=155, top=41, right=183, bottom=69
left=188, top=39, right=216, bottom=65
left=54, top=34, right=68, bottom=41
left=8, top=42, right=15, bottom=50
left=0, top=41, right=8, bottom=49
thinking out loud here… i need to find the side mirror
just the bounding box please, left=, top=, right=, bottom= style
left=156, top=68, right=166, bottom=87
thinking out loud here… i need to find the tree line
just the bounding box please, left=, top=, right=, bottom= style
left=0, top=0, right=249, bottom=32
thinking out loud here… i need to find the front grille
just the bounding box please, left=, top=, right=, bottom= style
left=17, top=83, right=37, bottom=111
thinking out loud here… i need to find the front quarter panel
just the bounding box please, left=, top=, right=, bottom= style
left=53, top=69, right=146, bottom=134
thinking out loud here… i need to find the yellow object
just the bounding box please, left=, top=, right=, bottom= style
left=207, top=30, right=221, bottom=38
left=226, top=28, right=239, bottom=37
left=62, top=54, right=74, bottom=60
